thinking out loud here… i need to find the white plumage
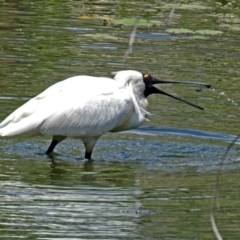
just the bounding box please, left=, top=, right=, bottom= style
left=0, top=70, right=210, bottom=159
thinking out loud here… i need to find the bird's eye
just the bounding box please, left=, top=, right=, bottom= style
left=143, top=74, right=150, bottom=83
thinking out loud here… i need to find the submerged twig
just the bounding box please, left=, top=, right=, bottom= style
left=210, top=133, right=240, bottom=240
left=122, top=18, right=139, bottom=62
left=169, top=8, right=175, bottom=18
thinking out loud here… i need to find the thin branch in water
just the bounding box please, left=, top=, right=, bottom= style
left=210, top=214, right=223, bottom=240
left=169, top=8, right=175, bottom=18
left=210, top=133, right=240, bottom=240
left=122, top=18, right=139, bottom=63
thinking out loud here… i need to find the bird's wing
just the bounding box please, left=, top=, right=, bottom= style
left=0, top=76, right=133, bottom=137
left=0, top=76, right=115, bottom=126
left=39, top=89, right=133, bottom=137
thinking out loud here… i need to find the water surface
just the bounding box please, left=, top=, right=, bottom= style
left=1, top=0, right=240, bottom=239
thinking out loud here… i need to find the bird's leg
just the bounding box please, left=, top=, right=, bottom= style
left=82, top=137, right=99, bottom=160
left=46, top=135, right=66, bottom=154
left=85, top=151, right=92, bottom=160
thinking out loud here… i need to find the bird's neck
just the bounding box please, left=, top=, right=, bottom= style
left=130, top=85, right=149, bottom=121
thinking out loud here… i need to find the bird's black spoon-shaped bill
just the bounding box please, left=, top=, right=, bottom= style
left=152, top=78, right=211, bottom=88
left=150, top=86, right=204, bottom=110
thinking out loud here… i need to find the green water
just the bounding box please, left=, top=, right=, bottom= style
left=0, top=0, right=240, bottom=239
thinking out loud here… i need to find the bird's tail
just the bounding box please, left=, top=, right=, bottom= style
left=0, top=119, right=39, bottom=137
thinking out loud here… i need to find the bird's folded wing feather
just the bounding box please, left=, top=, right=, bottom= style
left=0, top=76, right=133, bottom=137
left=39, top=92, right=133, bottom=137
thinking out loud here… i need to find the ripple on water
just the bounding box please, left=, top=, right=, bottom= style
left=0, top=179, right=140, bottom=239
left=1, top=126, right=240, bottom=172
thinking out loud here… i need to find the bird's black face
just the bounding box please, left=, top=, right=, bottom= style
left=142, top=73, right=211, bottom=110
left=142, top=74, right=154, bottom=97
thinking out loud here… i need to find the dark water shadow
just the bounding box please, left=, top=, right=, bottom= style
left=130, top=126, right=236, bottom=142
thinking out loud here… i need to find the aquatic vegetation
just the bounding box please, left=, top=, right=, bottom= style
left=77, top=16, right=162, bottom=27
left=195, top=30, right=223, bottom=35
left=220, top=24, right=240, bottom=31
left=162, top=3, right=210, bottom=10
left=82, top=33, right=119, bottom=40
left=166, top=28, right=223, bottom=36
left=165, top=28, right=194, bottom=34
left=112, top=18, right=163, bottom=27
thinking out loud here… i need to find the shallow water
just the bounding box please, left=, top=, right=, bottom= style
left=1, top=0, right=240, bottom=239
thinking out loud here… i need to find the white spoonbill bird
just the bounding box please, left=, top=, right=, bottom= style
left=0, top=70, right=210, bottom=159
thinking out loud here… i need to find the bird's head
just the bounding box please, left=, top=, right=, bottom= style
left=114, top=70, right=211, bottom=110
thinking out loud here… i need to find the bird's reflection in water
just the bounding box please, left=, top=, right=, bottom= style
left=48, top=154, right=96, bottom=185
left=83, top=159, right=94, bottom=172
